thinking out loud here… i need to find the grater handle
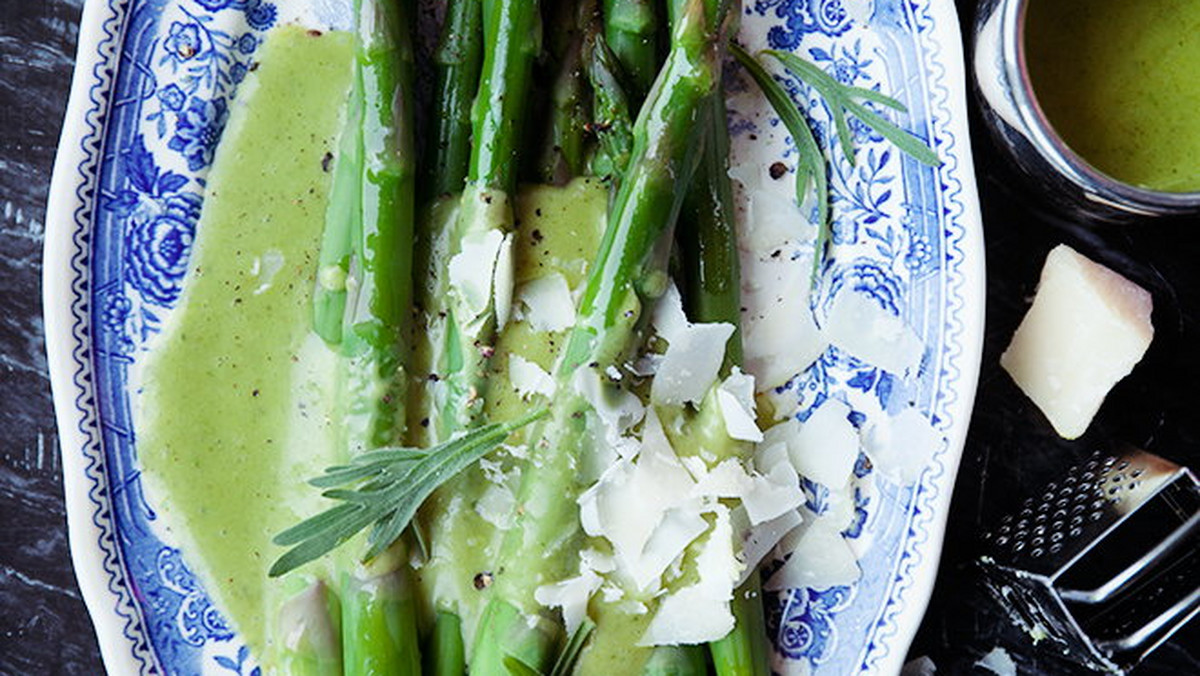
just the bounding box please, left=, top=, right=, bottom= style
left=1059, top=510, right=1200, bottom=604
left=1097, top=584, right=1200, bottom=656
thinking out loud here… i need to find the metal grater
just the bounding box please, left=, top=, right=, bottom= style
left=978, top=447, right=1200, bottom=673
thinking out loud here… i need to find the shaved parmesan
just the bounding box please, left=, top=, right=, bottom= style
left=785, top=399, right=859, bottom=489
left=448, top=228, right=506, bottom=326
left=823, top=290, right=924, bottom=376
left=650, top=284, right=691, bottom=344
left=745, top=187, right=815, bottom=252
left=736, top=507, right=803, bottom=586
left=690, top=458, right=754, bottom=499
left=862, top=406, right=943, bottom=483
left=573, top=368, right=645, bottom=440
left=516, top=272, right=575, bottom=332
left=742, top=256, right=826, bottom=390
left=1000, top=244, right=1154, bottom=439
left=579, top=409, right=697, bottom=588
left=640, top=507, right=739, bottom=646
left=647, top=283, right=735, bottom=406
left=492, top=233, right=515, bottom=330
left=651, top=320, right=733, bottom=406
left=764, top=522, right=859, bottom=591
left=717, top=369, right=763, bottom=442
left=580, top=547, right=616, bottom=574
left=742, top=459, right=804, bottom=525
left=475, top=482, right=516, bottom=529
left=976, top=647, right=1016, bottom=676
left=632, top=504, right=710, bottom=591
left=508, top=354, right=556, bottom=400
left=534, top=569, right=602, bottom=633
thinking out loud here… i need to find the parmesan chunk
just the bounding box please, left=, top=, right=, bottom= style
left=649, top=285, right=735, bottom=406
left=1000, top=244, right=1153, bottom=439
left=742, top=255, right=826, bottom=390
left=534, top=570, right=602, bottom=634
left=447, top=228, right=506, bottom=327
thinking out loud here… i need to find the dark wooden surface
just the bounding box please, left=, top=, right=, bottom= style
left=0, top=1, right=1196, bottom=674
left=0, top=1, right=102, bottom=674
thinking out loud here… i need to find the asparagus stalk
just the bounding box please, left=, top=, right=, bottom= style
left=679, top=90, right=771, bottom=676
left=432, top=0, right=541, bottom=438
left=419, top=1, right=542, bottom=671
left=536, top=3, right=591, bottom=185
left=585, top=32, right=635, bottom=183
left=277, top=580, right=343, bottom=676
left=426, top=0, right=484, bottom=199
left=469, top=1, right=735, bottom=673
left=602, top=0, right=659, bottom=103
left=335, top=0, right=421, bottom=671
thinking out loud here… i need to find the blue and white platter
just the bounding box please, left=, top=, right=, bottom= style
left=45, top=0, right=984, bottom=674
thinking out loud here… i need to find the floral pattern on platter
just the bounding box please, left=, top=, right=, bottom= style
left=728, top=0, right=965, bottom=672
left=48, top=0, right=978, bottom=674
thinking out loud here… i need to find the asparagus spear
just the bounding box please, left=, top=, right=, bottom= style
left=334, top=0, right=421, bottom=671
left=535, top=2, right=591, bottom=185
left=426, top=0, right=484, bottom=200
left=277, top=580, right=343, bottom=676
left=419, top=1, right=542, bottom=671
left=431, top=0, right=541, bottom=438
left=602, top=0, right=659, bottom=103
left=469, top=1, right=735, bottom=673
left=679, top=90, right=771, bottom=676
left=585, top=31, right=635, bottom=183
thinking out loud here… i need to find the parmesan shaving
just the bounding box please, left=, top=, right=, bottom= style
left=764, top=522, right=860, bottom=591
left=516, top=272, right=575, bottom=332
left=534, top=569, right=602, bottom=634
left=447, top=228, right=506, bottom=326
left=785, top=400, right=859, bottom=489
left=742, top=459, right=804, bottom=525
left=736, top=507, right=803, bottom=586
left=508, top=354, right=556, bottom=399
left=717, top=368, right=763, bottom=442
left=741, top=255, right=826, bottom=390
left=861, top=406, right=943, bottom=484
left=492, top=233, right=515, bottom=331
left=823, top=290, right=924, bottom=377
left=639, top=507, right=739, bottom=646
left=647, top=283, right=735, bottom=406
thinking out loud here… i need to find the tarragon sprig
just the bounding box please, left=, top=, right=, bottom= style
left=269, top=408, right=549, bottom=577
left=730, top=44, right=941, bottom=273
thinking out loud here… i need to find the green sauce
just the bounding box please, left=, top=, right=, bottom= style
left=136, top=26, right=354, bottom=656
left=136, top=27, right=611, bottom=656
left=1025, top=0, right=1200, bottom=191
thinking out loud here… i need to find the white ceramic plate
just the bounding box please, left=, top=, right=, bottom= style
left=45, top=0, right=984, bottom=673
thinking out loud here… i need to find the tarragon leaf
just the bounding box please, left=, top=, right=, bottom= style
left=269, top=407, right=549, bottom=577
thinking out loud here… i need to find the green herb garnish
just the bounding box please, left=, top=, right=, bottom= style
left=269, top=407, right=548, bottom=577
left=730, top=44, right=941, bottom=273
